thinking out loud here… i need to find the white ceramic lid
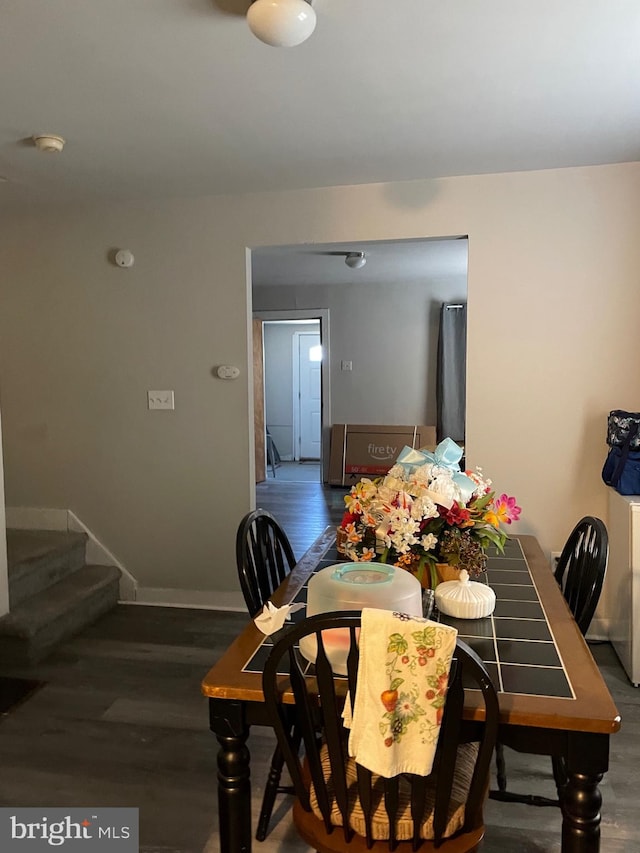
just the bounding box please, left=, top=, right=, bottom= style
left=435, top=569, right=496, bottom=619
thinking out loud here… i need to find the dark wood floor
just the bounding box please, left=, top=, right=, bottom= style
left=255, top=478, right=347, bottom=559
left=0, top=481, right=636, bottom=852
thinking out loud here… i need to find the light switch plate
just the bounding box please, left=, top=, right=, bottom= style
left=148, top=390, right=175, bottom=410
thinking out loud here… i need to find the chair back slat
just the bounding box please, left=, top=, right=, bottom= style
left=355, top=763, right=375, bottom=847
left=462, top=653, right=499, bottom=831
left=383, top=777, right=400, bottom=848
left=262, top=645, right=310, bottom=810
left=432, top=657, right=463, bottom=844
left=554, top=516, right=608, bottom=635
left=263, top=613, right=498, bottom=851
left=314, top=630, right=354, bottom=842
left=235, top=509, right=296, bottom=617
left=409, top=776, right=428, bottom=851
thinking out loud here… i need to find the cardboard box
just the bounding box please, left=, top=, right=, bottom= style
left=328, top=424, right=437, bottom=487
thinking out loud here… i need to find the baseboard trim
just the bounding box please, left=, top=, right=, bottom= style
left=133, top=587, right=245, bottom=611
left=586, top=616, right=609, bottom=643
left=5, top=507, right=137, bottom=602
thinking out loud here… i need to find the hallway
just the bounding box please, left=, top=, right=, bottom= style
left=255, top=476, right=346, bottom=559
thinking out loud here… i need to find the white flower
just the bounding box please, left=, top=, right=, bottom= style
left=428, top=474, right=457, bottom=503
left=387, top=464, right=405, bottom=478
left=381, top=475, right=406, bottom=494
left=396, top=693, right=416, bottom=719
left=420, top=533, right=438, bottom=550
left=410, top=496, right=438, bottom=521
left=467, top=467, right=492, bottom=497
left=359, top=478, right=379, bottom=501
left=413, top=464, right=438, bottom=484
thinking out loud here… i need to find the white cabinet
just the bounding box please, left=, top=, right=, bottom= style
left=607, top=489, right=640, bottom=686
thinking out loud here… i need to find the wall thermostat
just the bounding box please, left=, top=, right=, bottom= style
left=115, top=249, right=135, bottom=268
left=217, top=365, right=240, bottom=380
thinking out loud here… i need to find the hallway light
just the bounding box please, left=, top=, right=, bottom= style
left=345, top=252, right=366, bottom=270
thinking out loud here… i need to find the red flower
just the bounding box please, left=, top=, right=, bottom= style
left=341, top=511, right=359, bottom=527
left=443, top=503, right=471, bottom=526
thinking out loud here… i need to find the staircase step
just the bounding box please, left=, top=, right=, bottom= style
left=0, top=565, right=121, bottom=666
left=7, top=528, right=88, bottom=607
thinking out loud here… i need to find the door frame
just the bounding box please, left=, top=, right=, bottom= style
left=252, top=309, right=331, bottom=481
left=292, top=329, right=322, bottom=461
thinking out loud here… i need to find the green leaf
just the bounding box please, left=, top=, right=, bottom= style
left=387, top=634, right=408, bottom=654
left=390, top=678, right=404, bottom=691
left=475, top=527, right=502, bottom=547
left=473, top=493, right=494, bottom=510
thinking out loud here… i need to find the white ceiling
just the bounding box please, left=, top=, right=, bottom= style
left=0, top=1, right=638, bottom=212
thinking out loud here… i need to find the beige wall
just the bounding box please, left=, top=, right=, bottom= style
left=0, top=162, right=639, bottom=603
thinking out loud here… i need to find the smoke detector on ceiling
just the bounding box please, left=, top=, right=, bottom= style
left=32, top=134, right=65, bottom=153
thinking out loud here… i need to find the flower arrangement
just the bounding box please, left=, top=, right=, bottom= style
left=338, top=438, right=521, bottom=588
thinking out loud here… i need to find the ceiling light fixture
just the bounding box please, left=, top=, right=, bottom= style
left=33, top=134, right=65, bottom=153
left=247, top=0, right=316, bottom=48
left=345, top=251, right=366, bottom=270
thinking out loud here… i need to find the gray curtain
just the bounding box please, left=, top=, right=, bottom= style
left=436, top=302, right=467, bottom=443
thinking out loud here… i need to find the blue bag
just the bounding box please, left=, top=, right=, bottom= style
left=602, top=417, right=640, bottom=495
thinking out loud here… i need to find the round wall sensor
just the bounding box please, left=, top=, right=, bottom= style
left=115, top=249, right=135, bottom=268
left=33, top=134, right=65, bottom=153
left=217, top=365, right=240, bottom=380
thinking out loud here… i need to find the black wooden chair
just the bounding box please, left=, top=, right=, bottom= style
left=491, top=516, right=608, bottom=807
left=235, top=509, right=298, bottom=840
left=263, top=611, right=499, bottom=852
left=236, top=508, right=296, bottom=620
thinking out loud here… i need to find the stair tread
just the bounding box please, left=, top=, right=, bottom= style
left=6, top=528, right=87, bottom=570
left=0, top=565, right=121, bottom=639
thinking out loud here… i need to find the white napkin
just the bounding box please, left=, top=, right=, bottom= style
left=342, top=608, right=457, bottom=778
left=253, top=600, right=306, bottom=634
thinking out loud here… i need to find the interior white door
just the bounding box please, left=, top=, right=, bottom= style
left=296, top=331, right=322, bottom=460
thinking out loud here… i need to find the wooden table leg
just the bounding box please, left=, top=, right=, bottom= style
left=560, top=733, right=609, bottom=853
left=210, top=698, right=252, bottom=853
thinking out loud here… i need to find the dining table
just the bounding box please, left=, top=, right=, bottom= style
left=201, top=528, right=620, bottom=853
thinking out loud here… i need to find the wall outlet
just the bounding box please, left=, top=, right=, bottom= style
left=148, top=390, right=175, bottom=410
left=341, top=360, right=353, bottom=372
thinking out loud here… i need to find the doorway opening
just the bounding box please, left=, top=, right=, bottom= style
left=250, top=236, right=469, bottom=491
left=252, top=312, right=330, bottom=484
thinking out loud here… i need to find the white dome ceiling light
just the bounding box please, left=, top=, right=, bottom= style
left=345, top=251, right=366, bottom=270
left=33, top=134, right=65, bottom=153
left=247, top=0, right=316, bottom=48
